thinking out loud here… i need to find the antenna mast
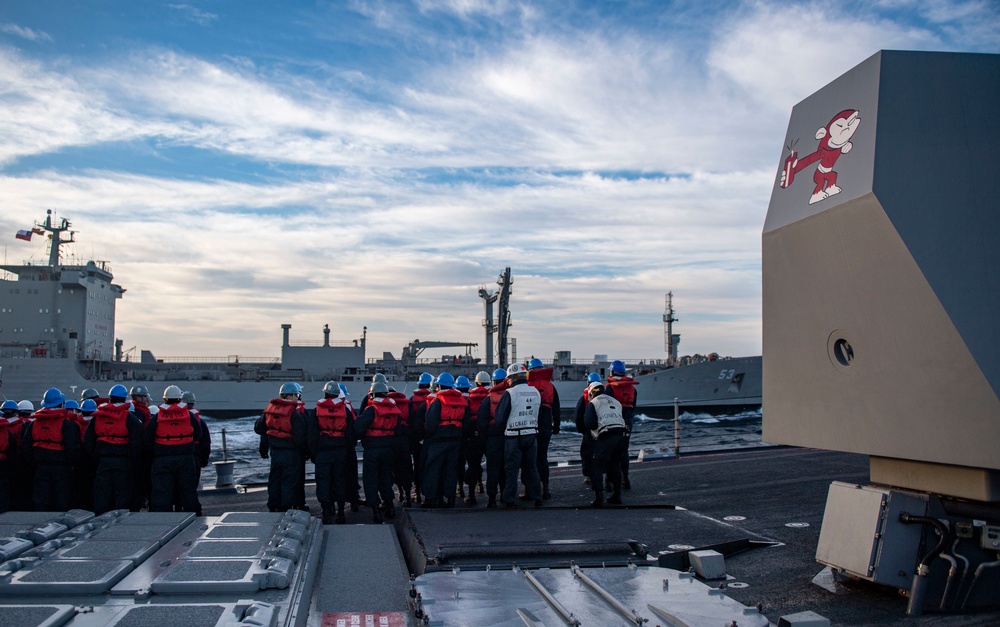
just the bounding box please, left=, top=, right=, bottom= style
left=38, top=209, right=75, bottom=267
left=663, top=292, right=679, bottom=365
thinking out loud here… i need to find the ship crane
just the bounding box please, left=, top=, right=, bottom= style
left=401, top=340, right=479, bottom=367
left=479, top=267, right=512, bottom=369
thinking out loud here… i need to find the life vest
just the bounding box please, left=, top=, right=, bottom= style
left=131, top=403, right=151, bottom=426
left=366, top=398, right=401, bottom=437
left=387, top=391, right=410, bottom=426
left=264, top=398, right=298, bottom=439
left=503, top=384, right=540, bottom=436
left=607, top=376, right=638, bottom=408
left=31, top=408, right=70, bottom=451
left=527, top=367, right=556, bottom=408
left=410, top=387, right=430, bottom=408
left=0, top=418, right=19, bottom=460
left=487, top=380, right=510, bottom=425
left=155, top=403, right=195, bottom=446
left=435, top=388, right=466, bottom=429
left=94, top=403, right=132, bottom=445
left=315, top=398, right=349, bottom=438
left=589, top=394, right=626, bottom=438
left=425, top=392, right=437, bottom=409
left=468, top=386, right=490, bottom=417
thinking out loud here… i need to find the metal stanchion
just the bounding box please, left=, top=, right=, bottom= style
left=673, top=397, right=680, bottom=456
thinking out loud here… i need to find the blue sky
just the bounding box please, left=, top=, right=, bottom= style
left=1, top=1, right=998, bottom=363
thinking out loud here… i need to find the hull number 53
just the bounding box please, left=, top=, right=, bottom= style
left=719, top=369, right=735, bottom=380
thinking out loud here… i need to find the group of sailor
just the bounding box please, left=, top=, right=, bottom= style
left=0, top=385, right=211, bottom=516
left=257, top=358, right=638, bottom=523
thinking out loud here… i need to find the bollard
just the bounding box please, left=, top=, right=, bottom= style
left=214, top=427, right=236, bottom=489
left=673, top=397, right=680, bottom=456
left=221, top=427, right=228, bottom=461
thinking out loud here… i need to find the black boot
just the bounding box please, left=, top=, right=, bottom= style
left=591, top=491, right=604, bottom=508
left=608, top=491, right=622, bottom=505
left=321, top=506, right=334, bottom=525
left=487, top=496, right=497, bottom=508
left=542, top=483, right=552, bottom=499
left=335, top=506, right=346, bottom=524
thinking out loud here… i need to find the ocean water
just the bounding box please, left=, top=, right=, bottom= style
left=199, top=408, right=766, bottom=488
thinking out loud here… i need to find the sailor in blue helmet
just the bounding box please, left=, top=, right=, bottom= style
left=308, top=381, right=355, bottom=524
left=144, top=385, right=202, bottom=513
left=422, top=372, right=470, bottom=508
left=575, top=373, right=602, bottom=485
left=85, top=384, right=144, bottom=513
left=254, top=382, right=308, bottom=512
left=606, top=360, right=638, bottom=490
left=494, top=364, right=543, bottom=508
left=583, top=380, right=627, bottom=507
left=0, top=400, right=20, bottom=513
left=354, top=381, right=402, bottom=523
left=526, top=357, right=561, bottom=500
left=22, top=387, right=82, bottom=511
left=477, top=368, right=510, bottom=508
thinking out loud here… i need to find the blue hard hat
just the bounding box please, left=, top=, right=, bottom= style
left=454, top=375, right=471, bottom=390
left=587, top=372, right=602, bottom=384
left=339, top=383, right=350, bottom=397
left=492, top=368, right=507, bottom=381
left=109, top=384, right=129, bottom=399
left=437, top=372, right=455, bottom=389
left=64, top=399, right=80, bottom=410
left=611, top=360, right=626, bottom=374
left=1, top=399, right=18, bottom=412
left=528, top=358, right=544, bottom=370
left=418, top=372, right=434, bottom=386
left=41, top=387, right=65, bottom=409
left=279, top=382, right=299, bottom=396
left=81, top=399, right=98, bottom=413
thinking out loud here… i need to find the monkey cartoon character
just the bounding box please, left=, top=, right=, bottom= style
left=780, top=109, right=860, bottom=204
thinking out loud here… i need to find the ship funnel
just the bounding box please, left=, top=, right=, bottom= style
left=281, top=324, right=291, bottom=348
left=323, top=324, right=330, bottom=347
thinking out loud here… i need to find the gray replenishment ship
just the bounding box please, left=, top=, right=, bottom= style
left=0, top=211, right=761, bottom=418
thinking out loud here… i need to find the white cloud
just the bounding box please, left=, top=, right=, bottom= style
left=0, top=23, right=52, bottom=43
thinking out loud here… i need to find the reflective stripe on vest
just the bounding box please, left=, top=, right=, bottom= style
left=315, top=398, right=348, bottom=438
left=155, top=403, right=195, bottom=446
left=94, top=402, right=131, bottom=445
left=435, top=389, right=466, bottom=429
left=31, top=409, right=68, bottom=451
left=590, top=395, right=626, bottom=438
left=504, top=385, right=539, bottom=436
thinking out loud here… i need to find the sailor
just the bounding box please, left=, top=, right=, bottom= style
left=308, top=381, right=355, bottom=524
left=81, top=387, right=107, bottom=407
left=494, top=364, right=543, bottom=508
left=129, top=385, right=153, bottom=425
left=0, top=400, right=20, bottom=513
left=22, top=387, right=82, bottom=511
left=607, top=360, right=638, bottom=490
left=85, top=385, right=143, bottom=514
left=477, top=368, right=509, bottom=508
left=422, top=372, right=469, bottom=508
left=182, top=391, right=211, bottom=516
left=583, top=381, right=627, bottom=507
left=452, top=375, right=473, bottom=503
left=11, top=400, right=35, bottom=510
left=575, top=373, right=602, bottom=486
left=129, top=384, right=154, bottom=511
left=461, top=371, right=491, bottom=505
left=385, top=386, right=413, bottom=507
left=526, top=358, right=561, bottom=499
left=64, top=399, right=95, bottom=511
left=408, top=372, right=434, bottom=504
left=145, top=385, right=202, bottom=513
left=254, top=382, right=308, bottom=512
left=354, top=381, right=402, bottom=522
left=339, top=384, right=362, bottom=512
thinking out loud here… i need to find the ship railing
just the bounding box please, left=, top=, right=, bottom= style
left=286, top=340, right=358, bottom=347
left=153, top=356, right=280, bottom=364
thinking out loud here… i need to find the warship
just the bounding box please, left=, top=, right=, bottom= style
left=0, top=216, right=761, bottom=418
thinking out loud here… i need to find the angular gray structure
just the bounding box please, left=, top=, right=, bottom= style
left=762, top=51, right=1000, bottom=501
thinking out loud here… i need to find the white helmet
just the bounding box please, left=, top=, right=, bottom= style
left=506, top=363, right=527, bottom=378
left=18, top=400, right=34, bottom=412
left=163, top=385, right=184, bottom=402
left=474, top=371, right=491, bottom=385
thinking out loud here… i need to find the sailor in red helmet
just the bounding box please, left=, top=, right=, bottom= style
left=354, top=381, right=403, bottom=523
left=308, top=381, right=355, bottom=524
left=526, top=357, right=561, bottom=499
left=422, top=372, right=470, bottom=509
left=144, top=385, right=202, bottom=513
left=494, top=363, right=543, bottom=508
left=607, top=360, right=638, bottom=490
left=22, top=387, right=82, bottom=511
left=254, top=382, right=308, bottom=513
left=85, top=384, right=143, bottom=514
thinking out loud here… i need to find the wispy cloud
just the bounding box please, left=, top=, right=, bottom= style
left=0, top=23, right=52, bottom=43
left=168, top=4, right=218, bottom=26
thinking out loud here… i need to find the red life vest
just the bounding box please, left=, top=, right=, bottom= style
left=132, top=403, right=151, bottom=426
left=435, top=389, right=466, bottom=429
left=425, top=392, right=437, bottom=409
left=366, top=398, right=401, bottom=437
left=155, top=403, right=195, bottom=446
left=608, top=376, right=638, bottom=408
left=0, top=419, right=18, bottom=460
left=528, top=367, right=556, bottom=408
left=94, top=403, right=132, bottom=445
left=315, top=398, right=349, bottom=438
left=31, top=408, right=69, bottom=451
left=410, top=388, right=430, bottom=408
left=264, top=398, right=298, bottom=439
left=487, top=380, right=510, bottom=425
left=387, top=391, right=410, bottom=427
left=468, top=386, right=489, bottom=417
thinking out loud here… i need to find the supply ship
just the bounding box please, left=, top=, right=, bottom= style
left=0, top=211, right=761, bottom=418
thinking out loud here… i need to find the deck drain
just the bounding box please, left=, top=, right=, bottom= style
left=785, top=522, right=810, bottom=528
left=727, top=582, right=749, bottom=589
left=723, top=516, right=746, bottom=522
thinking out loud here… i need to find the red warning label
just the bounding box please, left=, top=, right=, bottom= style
left=322, top=612, right=408, bottom=627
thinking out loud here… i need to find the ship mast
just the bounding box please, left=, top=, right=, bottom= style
left=480, top=268, right=513, bottom=369
left=663, top=292, right=679, bottom=365
left=38, top=209, right=75, bottom=267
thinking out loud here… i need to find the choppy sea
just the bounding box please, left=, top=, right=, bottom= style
left=199, top=408, right=766, bottom=489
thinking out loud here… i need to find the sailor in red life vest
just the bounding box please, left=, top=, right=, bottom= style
left=476, top=369, right=509, bottom=508
left=422, top=373, right=470, bottom=509
left=527, top=358, right=561, bottom=500
left=0, top=400, right=20, bottom=513
left=583, top=381, right=627, bottom=508
left=574, top=373, right=602, bottom=486
left=144, top=385, right=202, bottom=513
left=460, top=372, right=490, bottom=505
left=339, top=384, right=362, bottom=513
left=84, top=387, right=143, bottom=514
left=129, top=384, right=155, bottom=511
left=494, top=364, right=544, bottom=508
left=22, top=387, right=82, bottom=511
left=408, top=372, right=434, bottom=505
left=254, top=382, right=308, bottom=513
left=308, top=381, right=355, bottom=524
left=386, top=386, right=414, bottom=508
left=606, top=360, right=638, bottom=490
left=182, top=391, right=211, bottom=516
left=354, top=381, right=402, bottom=523
left=129, top=385, right=152, bottom=426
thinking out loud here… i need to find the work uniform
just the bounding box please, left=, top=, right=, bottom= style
left=22, top=408, right=82, bottom=511
left=145, top=402, right=202, bottom=513
left=354, top=396, right=402, bottom=521
left=422, top=388, right=469, bottom=507
left=69, top=410, right=97, bottom=511
left=584, top=391, right=627, bottom=506
left=476, top=379, right=509, bottom=506
left=463, top=385, right=489, bottom=501
left=494, top=379, right=542, bottom=506
left=386, top=390, right=413, bottom=506
left=408, top=386, right=431, bottom=503
left=0, top=411, right=18, bottom=513
left=189, top=408, right=211, bottom=515
left=84, top=402, right=143, bottom=514
left=308, top=396, right=355, bottom=523
left=254, top=398, right=308, bottom=512
left=527, top=367, right=561, bottom=497
left=574, top=388, right=596, bottom=484
left=608, top=375, right=638, bottom=488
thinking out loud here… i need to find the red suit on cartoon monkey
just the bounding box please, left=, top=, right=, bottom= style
left=780, top=109, right=860, bottom=205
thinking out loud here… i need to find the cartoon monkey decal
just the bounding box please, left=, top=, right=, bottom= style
left=780, top=109, right=861, bottom=204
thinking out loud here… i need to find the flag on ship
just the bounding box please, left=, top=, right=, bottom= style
left=32, top=227, right=45, bottom=235
left=15, top=229, right=32, bottom=241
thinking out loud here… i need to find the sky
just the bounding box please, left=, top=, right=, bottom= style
left=1, top=0, right=998, bottom=365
